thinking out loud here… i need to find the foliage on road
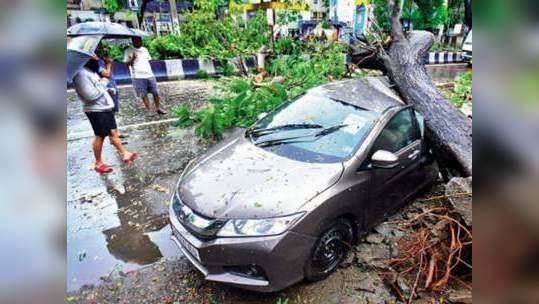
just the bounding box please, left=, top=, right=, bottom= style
left=174, top=43, right=348, bottom=139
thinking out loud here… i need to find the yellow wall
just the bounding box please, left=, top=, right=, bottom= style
left=230, top=1, right=309, bottom=12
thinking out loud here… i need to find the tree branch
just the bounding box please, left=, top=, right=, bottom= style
left=408, top=31, right=435, bottom=59
left=388, top=0, right=407, bottom=43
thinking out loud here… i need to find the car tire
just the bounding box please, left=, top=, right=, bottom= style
left=304, top=218, right=354, bottom=282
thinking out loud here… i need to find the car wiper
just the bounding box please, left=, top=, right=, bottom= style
left=254, top=124, right=348, bottom=148
left=314, top=124, right=347, bottom=137
left=248, top=123, right=323, bottom=137
left=254, top=135, right=313, bottom=148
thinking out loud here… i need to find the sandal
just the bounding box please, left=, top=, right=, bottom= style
left=95, top=163, right=113, bottom=174
left=123, top=151, right=138, bottom=163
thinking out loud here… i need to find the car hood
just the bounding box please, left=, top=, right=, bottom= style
left=178, top=131, right=344, bottom=219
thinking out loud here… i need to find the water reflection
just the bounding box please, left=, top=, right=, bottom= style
left=99, top=156, right=168, bottom=266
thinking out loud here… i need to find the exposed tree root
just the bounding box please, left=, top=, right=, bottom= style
left=384, top=208, right=472, bottom=300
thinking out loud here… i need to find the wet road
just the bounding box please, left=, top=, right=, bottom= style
left=67, top=80, right=213, bottom=291
left=67, top=64, right=470, bottom=299
left=427, top=63, right=470, bottom=83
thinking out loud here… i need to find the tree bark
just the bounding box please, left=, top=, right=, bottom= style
left=378, top=0, right=472, bottom=176
left=464, top=0, right=472, bottom=29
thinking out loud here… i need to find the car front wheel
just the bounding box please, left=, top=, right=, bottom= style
left=305, top=218, right=354, bottom=282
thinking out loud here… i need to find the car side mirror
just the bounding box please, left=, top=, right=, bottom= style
left=371, top=150, right=399, bottom=169
left=257, top=112, right=268, bottom=120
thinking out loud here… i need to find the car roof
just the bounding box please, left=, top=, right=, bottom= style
left=310, top=77, right=406, bottom=113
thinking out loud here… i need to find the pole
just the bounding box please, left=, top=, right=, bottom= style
left=169, top=0, right=179, bottom=33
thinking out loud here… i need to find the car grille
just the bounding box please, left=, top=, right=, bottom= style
left=172, top=192, right=226, bottom=240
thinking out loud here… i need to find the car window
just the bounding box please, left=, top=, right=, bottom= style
left=252, top=93, right=380, bottom=163
left=372, top=109, right=418, bottom=153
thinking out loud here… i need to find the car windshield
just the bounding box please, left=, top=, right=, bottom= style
left=248, top=93, right=380, bottom=163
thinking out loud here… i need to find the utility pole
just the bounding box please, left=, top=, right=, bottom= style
left=169, top=0, right=179, bottom=33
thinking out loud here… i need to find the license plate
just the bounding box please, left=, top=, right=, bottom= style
left=176, top=233, right=200, bottom=261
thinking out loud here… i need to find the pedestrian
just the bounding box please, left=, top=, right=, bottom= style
left=95, top=44, right=128, bottom=139
left=96, top=45, right=119, bottom=114
left=124, top=37, right=166, bottom=116
left=73, top=58, right=137, bottom=174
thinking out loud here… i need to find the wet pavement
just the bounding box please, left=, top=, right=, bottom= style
left=427, top=63, right=470, bottom=83
left=67, top=66, right=471, bottom=303
left=67, top=80, right=213, bottom=292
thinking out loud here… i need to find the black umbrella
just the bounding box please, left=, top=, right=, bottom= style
left=67, top=21, right=150, bottom=38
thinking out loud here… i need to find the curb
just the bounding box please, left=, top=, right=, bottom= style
left=424, top=51, right=466, bottom=65
left=67, top=52, right=465, bottom=88
left=67, top=56, right=257, bottom=87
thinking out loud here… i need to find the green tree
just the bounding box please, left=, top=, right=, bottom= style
left=447, top=0, right=465, bottom=27
left=103, top=0, right=122, bottom=13
left=372, top=0, right=448, bottom=32
left=413, top=0, right=447, bottom=31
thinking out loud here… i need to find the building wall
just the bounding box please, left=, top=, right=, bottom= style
left=67, top=10, right=110, bottom=23
left=328, top=0, right=372, bottom=33
left=80, top=0, right=104, bottom=10
left=330, top=0, right=355, bottom=26
left=301, top=0, right=327, bottom=21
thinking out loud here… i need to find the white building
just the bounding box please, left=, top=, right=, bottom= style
left=300, top=0, right=328, bottom=21
left=67, top=0, right=140, bottom=28
left=329, top=0, right=372, bottom=34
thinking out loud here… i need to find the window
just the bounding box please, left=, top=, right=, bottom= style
left=252, top=93, right=380, bottom=163
left=372, top=109, right=419, bottom=153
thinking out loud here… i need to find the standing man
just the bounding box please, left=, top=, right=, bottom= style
left=124, top=37, right=166, bottom=115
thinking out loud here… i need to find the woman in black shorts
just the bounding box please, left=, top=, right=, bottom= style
left=73, top=59, right=137, bottom=174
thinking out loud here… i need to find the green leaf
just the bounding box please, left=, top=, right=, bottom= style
left=173, top=105, right=194, bottom=127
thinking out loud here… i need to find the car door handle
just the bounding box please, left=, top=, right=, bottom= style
left=408, top=150, right=420, bottom=160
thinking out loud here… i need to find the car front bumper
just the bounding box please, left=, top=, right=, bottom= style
left=169, top=205, right=316, bottom=292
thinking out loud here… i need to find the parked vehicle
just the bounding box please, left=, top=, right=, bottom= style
left=169, top=77, right=439, bottom=292
left=462, top=29, right=472, bottom=62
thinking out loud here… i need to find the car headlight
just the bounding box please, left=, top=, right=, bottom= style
left=216, top=212, right=305, bottom=237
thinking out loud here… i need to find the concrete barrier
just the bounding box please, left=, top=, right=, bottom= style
left=67, top=52, right=464, bottom=88
left=424, top=51, right=466, bottom=64
left=67, top=55, right=257, bottom=87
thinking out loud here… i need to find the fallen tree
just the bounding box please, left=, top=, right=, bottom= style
left=358, top=0, right=473, bottom=176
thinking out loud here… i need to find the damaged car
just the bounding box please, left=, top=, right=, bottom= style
left=169, top=77, right=439, bottom=292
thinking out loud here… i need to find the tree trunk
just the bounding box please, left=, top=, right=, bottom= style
left=378, top=0, right=472, bottom=176
left=464, top=0, right=472, bottom=29
left=139, top=0, right=151, bottom=26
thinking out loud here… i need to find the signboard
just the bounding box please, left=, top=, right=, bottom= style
left=267, top=8, right=275, bottom=25
left=354, top=4, right=366, bottom=33
left=230, top=0, right=309, bottom=12
left=159, top=14, right=171, bottom=22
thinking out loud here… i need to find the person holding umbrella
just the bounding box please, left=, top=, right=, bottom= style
left=95, top=44, right=119, bottom=114
left=71, top=50, right=138, bottom=173
left=67, top=25, right=152, bottom=173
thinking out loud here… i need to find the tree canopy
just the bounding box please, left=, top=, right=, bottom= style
left=372, top=0, right=466, bottom=32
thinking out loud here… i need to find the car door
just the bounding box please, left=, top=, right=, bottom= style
left=365, top=108, right=423, bottom=223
